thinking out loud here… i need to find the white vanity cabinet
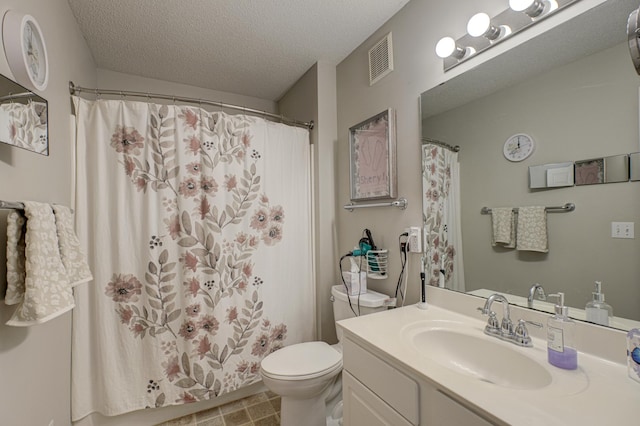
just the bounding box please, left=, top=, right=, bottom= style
left=343, top=372, right=413, bottom=426
left=342, top=336, right=497, bottom=426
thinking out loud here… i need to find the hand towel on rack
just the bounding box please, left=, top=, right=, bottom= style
left=5, top=210, right=26, bottom=305
left=516, top=206, right=548, bottom=253
left=52, top=204, right=93, bottom=286
left=5, top=202, right=76, bottom=326
left=491, top=207, right=516, bottom=248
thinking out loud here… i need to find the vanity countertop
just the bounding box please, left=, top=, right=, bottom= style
left=337, top=303, right=638, bottom=426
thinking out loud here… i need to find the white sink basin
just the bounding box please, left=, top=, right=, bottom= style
left=402, top=321, right=552, bottom=390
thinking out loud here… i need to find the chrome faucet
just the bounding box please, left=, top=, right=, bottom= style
left=527, top=283, right=546, bottom=308
left=479, top=293, right=513, bottom=339
left=478, top=293, right=542, bottom=347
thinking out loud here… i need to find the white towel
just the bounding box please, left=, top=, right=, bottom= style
left=5, top=202, right=91, bottom=326
left=491, top=207, right=515, bottom=248
left=4, top=210, right=26, bottom=305
left=52, top=204, right=93, bottom=286
left=516, top=206, right=548, bottom=253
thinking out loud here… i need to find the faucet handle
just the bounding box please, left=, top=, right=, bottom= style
left=513, top=319, right=543, bottom=347
left=483, top=311, right=501, bottom=336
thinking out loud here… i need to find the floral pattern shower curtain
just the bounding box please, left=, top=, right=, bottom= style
left=422, top=144, right=465, bottom=292
left=71, top=97, right=313, bottom=419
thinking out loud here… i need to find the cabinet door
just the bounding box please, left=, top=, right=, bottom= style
left=343, top=371, right=413, bottom=426
left=425, top=388, right=495, bottom=426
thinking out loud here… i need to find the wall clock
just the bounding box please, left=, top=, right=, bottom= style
left=503, top=133, right=535, bottom=162
left=2, top=11, right=49, bottom=91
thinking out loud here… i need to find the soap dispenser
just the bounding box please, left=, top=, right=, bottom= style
left=585, top=281, right=613, bottom=326
left=547, top=292, right=578, bottom=370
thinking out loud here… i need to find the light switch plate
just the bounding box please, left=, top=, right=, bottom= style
left=611, top=222, right=634, bottom=239
left=406, top=226, right=422, bottom=253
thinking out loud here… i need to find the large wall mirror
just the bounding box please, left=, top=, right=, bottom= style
left=420, top=0, right=640, bottom=331
left=0, top=73, right=48, bottom=155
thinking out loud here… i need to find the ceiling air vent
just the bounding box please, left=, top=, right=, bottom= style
left=368, top=32, right=394, bottom=86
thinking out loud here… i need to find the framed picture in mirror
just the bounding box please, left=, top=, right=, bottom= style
left=574, top=158, right=604, bottom=185
left=348, top=108, right=397, bottom=201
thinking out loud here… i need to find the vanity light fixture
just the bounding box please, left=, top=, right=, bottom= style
left=467, top=12, right=511, bottom=41
left=435, top=36, right=475, bottom=60
left=436, top=0, right=578, bottom=72
left=509, top=0, right=558, bottom=19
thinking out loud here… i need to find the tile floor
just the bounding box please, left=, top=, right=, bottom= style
left=158, top=391, right=281, bottom=426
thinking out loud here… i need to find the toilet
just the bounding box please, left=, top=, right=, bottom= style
left=260, top=284, right=390, bottom=426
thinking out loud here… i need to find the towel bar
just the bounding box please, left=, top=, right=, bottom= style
left=0, top=200, right=25, bottom=210
left=344, top=198, right=408, bottom=212
left=0, top=200, right=74, bottom=213
left=481, top=203, right=575, bottom=214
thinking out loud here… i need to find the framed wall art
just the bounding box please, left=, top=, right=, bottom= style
left=349, top=108, right=397, bottom=201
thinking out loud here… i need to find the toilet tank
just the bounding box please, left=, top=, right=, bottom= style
left=331, top=285, right=390, bottom=342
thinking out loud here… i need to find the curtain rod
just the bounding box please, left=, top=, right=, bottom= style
left=0, top=200, right=74, bottom=213
left=69, top=81, right=314, bottom=131
left=422, top=137, right=460, bottom=152
left=0, top=92, right=38, bottom=103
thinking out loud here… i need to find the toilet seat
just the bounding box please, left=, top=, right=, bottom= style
left=261, top=341, right=342, bottom=381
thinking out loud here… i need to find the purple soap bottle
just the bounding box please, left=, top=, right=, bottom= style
left=547, top=292, right=578, bottom=370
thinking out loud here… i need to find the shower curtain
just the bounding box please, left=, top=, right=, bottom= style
left=71, top=97, right=314, bottom=419
left=422, top=144, right=465, bottom=292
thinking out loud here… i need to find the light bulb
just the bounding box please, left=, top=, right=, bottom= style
left=510, top=0, right=557, bottom=18
left=509, top=0, right=536, bottom=12
left=467, top=13, right=491, bottom=37
left=435, top=37, right=456, bottom=58
left=435, top=37, right=473, bottom=60
left=467, top=12, right=510, bottom=41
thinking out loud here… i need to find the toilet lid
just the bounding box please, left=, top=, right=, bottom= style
left=261, top=341, right=342, bottom=380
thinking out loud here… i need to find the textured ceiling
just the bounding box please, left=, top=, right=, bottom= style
left=67, top=0, right=411, bottom=101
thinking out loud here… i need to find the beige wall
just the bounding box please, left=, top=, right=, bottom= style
left=335, top=0, right=495, bottom=302
left=423, top=42, right=640, bottom=320
left=335, top=0, right=616, bottom=303
left=0, top=1, right=96, bottom=426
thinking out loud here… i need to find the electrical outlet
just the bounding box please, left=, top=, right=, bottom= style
left=407, top=226, right=422, bottom=253
left=611, top=222, right=634, bottom=239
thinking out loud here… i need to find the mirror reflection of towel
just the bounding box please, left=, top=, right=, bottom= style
left=491, top=207, right=515, bottom=248
left=516, top=206, right=548, bottom=253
